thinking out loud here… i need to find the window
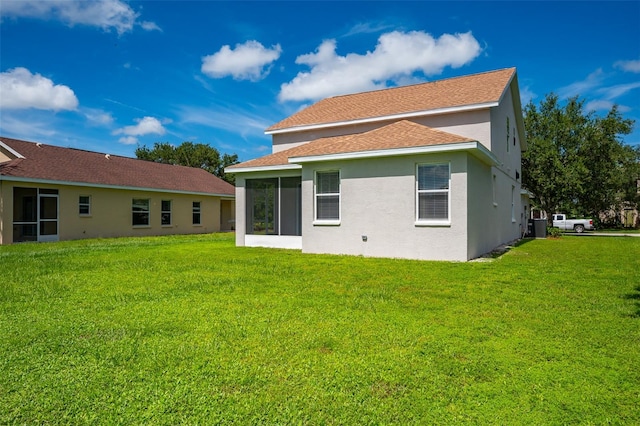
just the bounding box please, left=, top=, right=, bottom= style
left=192, top=201, right=201, bottom=225
left=132, top=199, right=150, bottom=226
left=315, top=171, right=340, bottom=223
left=417, top=163, right=450, bottom=224
left=161, top=200, right=172, bottom=225
left=79, top=196, right=91, bottom=215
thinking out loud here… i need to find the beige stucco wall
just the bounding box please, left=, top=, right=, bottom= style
left=300, top=152, right=470, bottom=261
left=0, top=180, right=227, bottom=244
left=220, top=199, right=236, bottom=231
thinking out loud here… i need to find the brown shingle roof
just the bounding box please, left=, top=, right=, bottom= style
left=267, top=68, right=515, bottom=132
left=0, top=137, right=235, bottom=196
left=228, top=120, right=475, bottom=170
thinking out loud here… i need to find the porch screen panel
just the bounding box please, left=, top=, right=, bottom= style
left=280, top=177, right=302, bottom=236
left=40, top=196, right=57, bottom=220
left=13, top=187, right=37, bottom=242
left=39, top=196, right=58, bottom=236
left=246, top=178, right=278, bottom=235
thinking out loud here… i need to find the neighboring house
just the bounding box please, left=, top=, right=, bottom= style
left=600, top=179, right=640, bottom=228
left=0, top=137, right=235, bottom=244
left=227, top=68, right=527, bottom=261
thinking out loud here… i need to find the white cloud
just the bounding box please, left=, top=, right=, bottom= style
left=118, top=136, right=138, bottom=145
left=519, top=86, right=537, bottom=106
left=177, top=105, right=272, bottom=139
left=113, top=116, right=166, bottom=144
left=0, top=0, right=159, bottom=35
left=557, top=69, right=606, bottom=99
left=559, top=69, right=640, bottom=113
left=597, top=81, right=640, bottom=100
left=83, top=108, right=114, bottom=125
left=0, top=67, right=79, bottom=111
left=278, top=30, right=482, bottom=102
left=343, top=22, right=395, bottom=37
left=614, top=59, right=640, bottom=73
left=201, top=40, right=282, bottom=81
left=585, top=99, right=614, bottom=111
left=0, top=113, right=57, bottom=139
left=585, top=100, right=631, bottom=113
left=140, top=21, right=162, bottom=32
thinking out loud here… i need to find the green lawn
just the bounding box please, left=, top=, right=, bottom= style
left=1, top=234, right=639, bottom=424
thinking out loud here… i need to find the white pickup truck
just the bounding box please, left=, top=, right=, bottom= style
left=552, top=214, right=595, bottom=233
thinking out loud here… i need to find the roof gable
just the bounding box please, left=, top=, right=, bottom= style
left=267, top=68, right=515, bottom=133
left=229, top=120, right=477, bottom=171
left=0, top=137, right=235, bottom=196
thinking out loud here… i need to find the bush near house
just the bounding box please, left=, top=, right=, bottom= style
left=1, top=234, right=639, bottom=424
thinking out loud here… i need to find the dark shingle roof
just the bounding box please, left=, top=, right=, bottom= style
left=0, top=137, right=235, bottom=196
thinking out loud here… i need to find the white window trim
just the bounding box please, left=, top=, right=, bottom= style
left=79, top=195, right=91, bottom=216
left=132, top=198, right=150, bottom=228
left=415, top=162, right=451, bottom=226
left=314, top=170, right=341, bottom=225
left=192, top=201, right=202, bottom=226
left=161, top=199, right=172, bottom=227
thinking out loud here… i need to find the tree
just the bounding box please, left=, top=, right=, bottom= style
left=135, top=142, right=239, bottom=184
left=523, top=94, right=636, bottom=224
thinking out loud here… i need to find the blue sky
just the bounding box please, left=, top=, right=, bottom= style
left=1, top=1, right=639, bottom=161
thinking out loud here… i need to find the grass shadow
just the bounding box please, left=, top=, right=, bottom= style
left=623, top=285, right=640, bottom=318
left=513, top=237, right=538, bottom=248
left=473, top=238, right=536, bottom=261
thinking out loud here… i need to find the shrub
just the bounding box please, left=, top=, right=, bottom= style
left=547, top=226, right=563, bottom=238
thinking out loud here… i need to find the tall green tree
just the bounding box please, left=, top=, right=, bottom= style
left=136, top=142, right=239, bottom=184
left=523, top=94, right=636, bottom=223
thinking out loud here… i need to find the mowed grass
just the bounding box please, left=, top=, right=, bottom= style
left=1, top=234, right=639, bottom=424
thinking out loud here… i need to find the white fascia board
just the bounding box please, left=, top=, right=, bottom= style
left=290, top=141, right=499, bottom=166
left=0, top=140, right=25, bottom=159
left=0, top=175, right=234, bottom=197
left=225, top=163, right=302, bottom=174
left=265, top=102, right=499, bottom=135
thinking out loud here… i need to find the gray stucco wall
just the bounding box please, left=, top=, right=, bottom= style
left=301, top=152, right=470, bottom=261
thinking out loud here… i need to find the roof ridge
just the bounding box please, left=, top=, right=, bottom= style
left=1, top=137, right=216, bottom=171
left=319, top=67, right=516, bottom=101
left=0, top=137, right=130, bottom=160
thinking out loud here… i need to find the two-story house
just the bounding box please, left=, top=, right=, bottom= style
left=227, top=68, right=527, bottom=261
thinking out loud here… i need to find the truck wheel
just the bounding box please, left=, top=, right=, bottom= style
left=575, top=224, right=585, bottom=233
